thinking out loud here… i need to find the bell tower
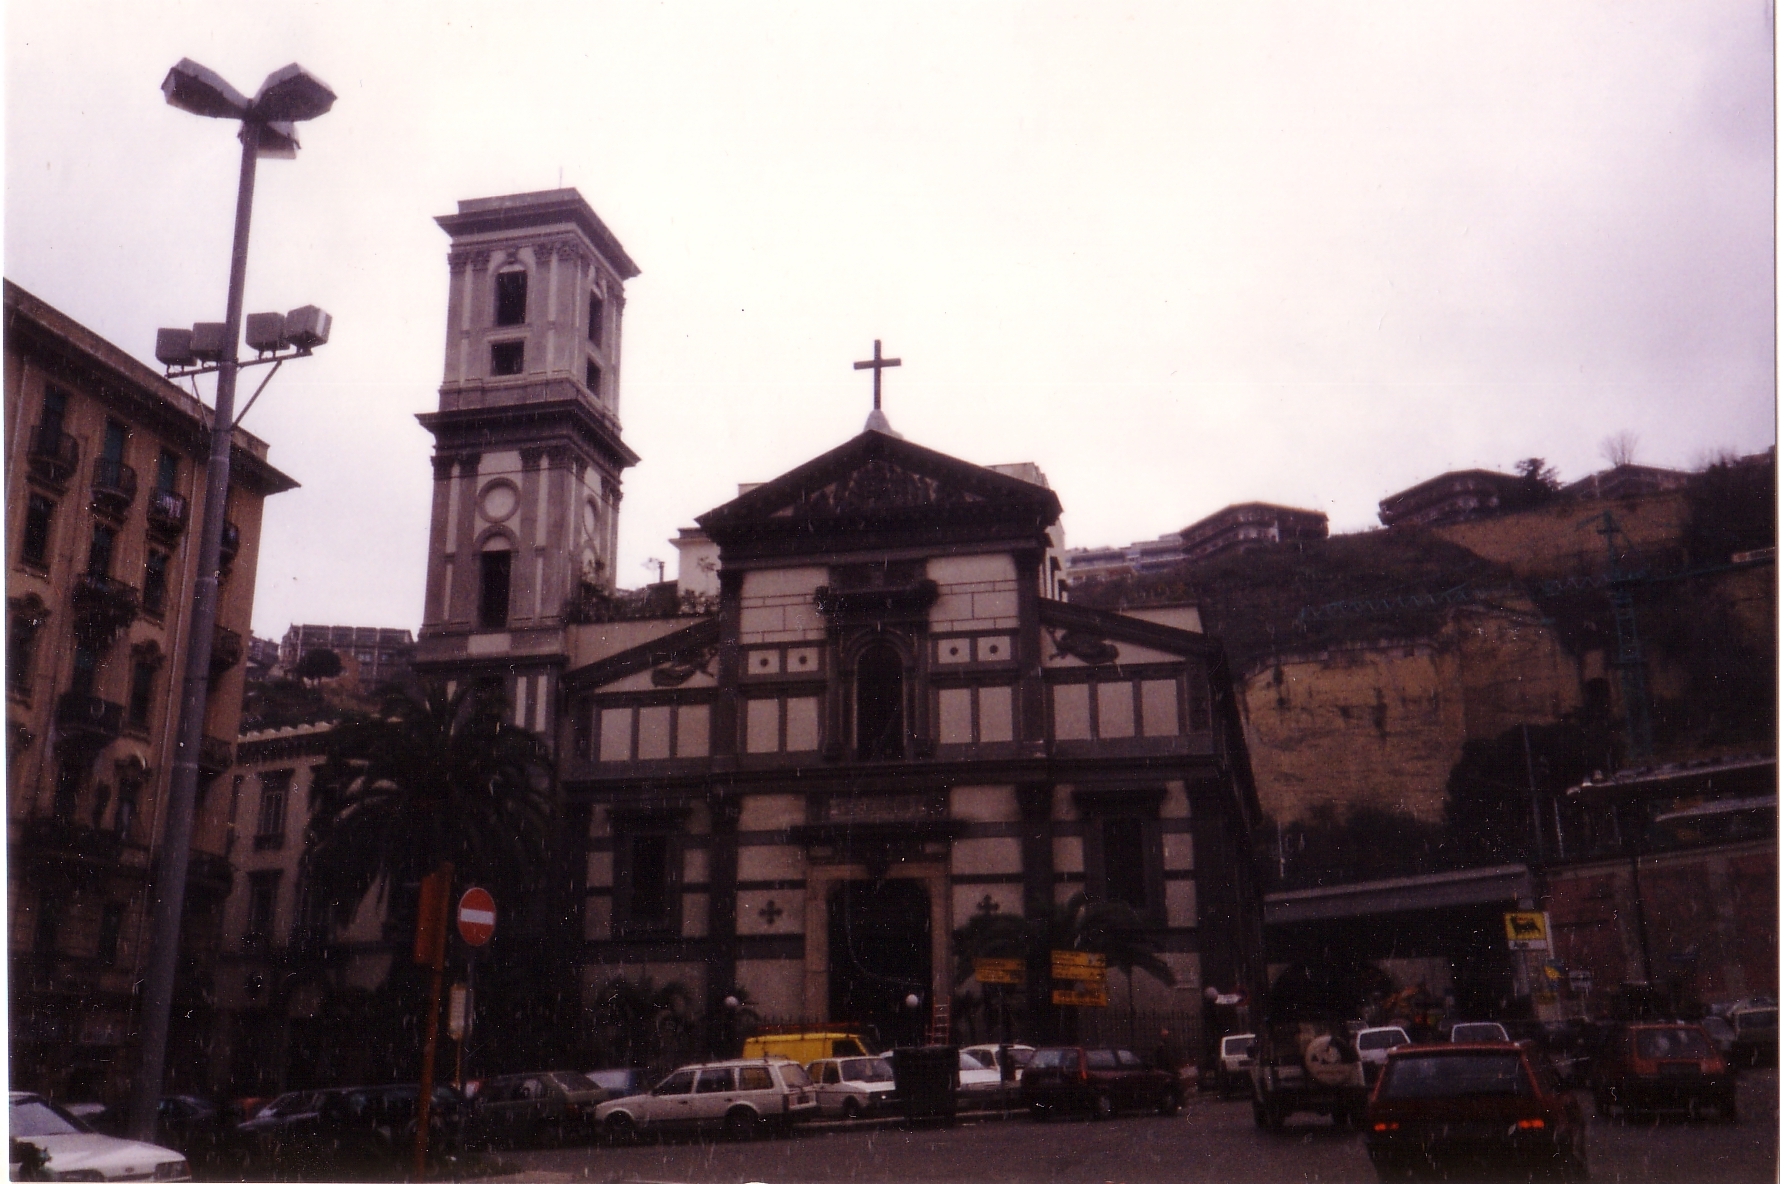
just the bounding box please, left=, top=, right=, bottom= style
left=414, top=189, right=640, bottom=735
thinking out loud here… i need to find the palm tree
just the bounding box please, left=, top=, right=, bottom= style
left=302, top=681, right=556, bottom=947
left=952, top=911, right=1031, bottom=1044
left=589, top=974, right=697, bottom=1071
left=1054, top=893, right=1177, bottom=1049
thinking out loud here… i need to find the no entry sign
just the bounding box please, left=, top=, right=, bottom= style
left=457, top=887, right=496, bottom=947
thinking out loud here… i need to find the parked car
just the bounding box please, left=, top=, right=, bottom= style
left=807, top=1055, right=898, bottom=1118
left=1728, top=1004, right=1778, bottom=1067
left=1019, top=1047, right=1183, bottom=1120
left=1448, top=1021, right=1511, bottom=1044
left=595, top=1059, right=818, bottom=1142
left=473, top=1071, right=608, bottom=1147
left=1214, top=1033, right=1256, bottom=1099
left=585, top=1069, right=652, bottom=1098
left=960, top=1043, right=1036, bottom=1084
left=236, top=1083, right=469, bottom=1170
left=1249, top=1011, right=1367, bottom=1130
left=1354, top=1027, right=1411, bottom=1086
left=954, top=1049, right=1017, bottom=1108
left=741, top=1029, right=875, bottom=1063
left=10, top=1092, right=192, bottom=1182
left=1593, top=1022, right=1736, bottom=1122
left=1364, top=1042, right=1587, bottom=1180
left=1700, top=1014, right=1739, bottom=1060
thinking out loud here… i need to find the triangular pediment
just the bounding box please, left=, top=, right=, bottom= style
left=698, top=430, right=1061, bottom=555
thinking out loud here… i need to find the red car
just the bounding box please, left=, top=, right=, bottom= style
left=1365, top=1042, right=1587, bottom=1181
left=1019, top=1047, right=1183, bottom=1120
left=1593, top=1023, right=1736, bottom=1122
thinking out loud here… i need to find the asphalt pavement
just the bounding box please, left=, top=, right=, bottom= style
left=460, top=1067, right=1776, bottom=1184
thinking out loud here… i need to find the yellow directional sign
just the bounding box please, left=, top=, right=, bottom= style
left=1504, top=911, right=1550, bottom=950
left=974, top=958, right=1025, bottom=985
left=1053, top=986, right=1109, bottom=1008
left=1051, top=950, right=1107, bottom=982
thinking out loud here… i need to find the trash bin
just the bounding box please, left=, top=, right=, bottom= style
left=891, top=1046, right=958, bottom=1125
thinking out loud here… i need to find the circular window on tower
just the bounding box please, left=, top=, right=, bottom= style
left=480, top=480, right=519, bottom=523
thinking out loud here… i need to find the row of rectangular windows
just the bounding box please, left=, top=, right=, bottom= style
left=583, top=674, right=1209, bottom=764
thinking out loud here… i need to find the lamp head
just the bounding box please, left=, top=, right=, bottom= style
left=161, top=59, right=249, bottom=119
left=250, top=64, right=336, bottom=123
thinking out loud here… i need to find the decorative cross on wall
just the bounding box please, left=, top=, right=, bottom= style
left=976, top=894, right=1000, bottom=915
left=760, top=899, right=784, bottom=927
left=853, top=339, right=901, bottom=412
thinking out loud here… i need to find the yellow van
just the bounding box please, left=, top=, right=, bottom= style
left=741, top=1029, right=875, bottom=1064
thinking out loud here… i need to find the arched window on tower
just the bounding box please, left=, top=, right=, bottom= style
left=479, top=537, right=513, bottom=629
left=855, top=643, right=905, bottom=760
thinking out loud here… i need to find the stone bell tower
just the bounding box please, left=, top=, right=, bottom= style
left=413, top=189, right=640, bottom=736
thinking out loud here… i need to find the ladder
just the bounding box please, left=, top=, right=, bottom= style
left=926, top=1001, right=950, bottom=1045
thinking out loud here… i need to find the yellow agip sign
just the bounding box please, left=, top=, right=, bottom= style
left=1504, top=911, right=1550, bottom=950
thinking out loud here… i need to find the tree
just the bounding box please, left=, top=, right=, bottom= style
left=302, top=681, right=556, bottom=952
left=295, top=647, right=343, bottom=682
left=587, top=975, right=697, bottom=1071
left=1512, top=458, right=1562, bottom=508
left=1032, top=893, right=1176, bottom=1048
left=952, top=909, right=1032, bottom=1044
left=1600, top=431, right=1640, bottom=469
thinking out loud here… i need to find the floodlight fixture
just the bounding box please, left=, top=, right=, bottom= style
left=251, top=63, right=337, bottom=124
left=160, top=59, right=250, bottom=120
left=160, top=59, right=335, bottom=159
left=244, top=312, right=286, bottom=353
left=154, top=328, right=197, bottom=367
left=284, top=305, right=332, bottom=349
left=188, top=322, right=227, bottom=362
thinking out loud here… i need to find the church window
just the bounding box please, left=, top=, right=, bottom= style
left=615, top=829, right=679, bottom=936
left=637, top=705, right=672, bottom=760
left=494, top=268, right=528, bottom=326
left=678, top=704, right=710, bottom=756
left=1096, top=682, right=1136, bottom=739
left=1078, top=790, right=1165, bottom=923
left=1141, top=680, right=1180, bottom=737
left=855, top=644, right=905, bottom=760
left=588, top=293, right=605, bottom=345
left=585, top=359, right=602, bottom=397
left=21, top=494, right=54, bottom=568
left=479, top=546, right=512, bottom=629
left=490, top=340, right=525, bottom=376
left=598, top=706, right=632, bottom=761
left=745, top=698, right=779, bottom=754
left=1102, top=817, right=1150, bottom=910
left=1052, top=683, right=1092, bottom=741
left=936, top=684, right=1017, bottom=746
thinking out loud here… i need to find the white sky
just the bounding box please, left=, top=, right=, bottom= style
left=7, top=2, right=1774, bottom=640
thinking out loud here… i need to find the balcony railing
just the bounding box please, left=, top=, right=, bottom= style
left=219, top=521, right=241, bottom=567
left=26, top=426, right=79, bottom=487
left=89, top=458, right=138, bottom=520
left=210, top=626, right=244, bottom=676
left=71, top=573, right=139, bottom=650
left=21, top=815, right=125, bottom=865
left=53, top=692, right=125, bottom=740
left=146, top=488, right=189, bottom=539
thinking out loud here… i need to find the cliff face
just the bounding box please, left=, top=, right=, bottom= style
left=1074, top=472, right=1774, bottom=836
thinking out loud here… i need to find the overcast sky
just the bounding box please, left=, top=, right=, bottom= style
left=7, top=2, right=1774, bottom=639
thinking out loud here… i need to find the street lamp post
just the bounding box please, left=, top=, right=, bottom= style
left=128, top=59, right=334, bottom=1144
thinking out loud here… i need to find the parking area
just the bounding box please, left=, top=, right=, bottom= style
left=454, top=1067, right=1776, bottom=1184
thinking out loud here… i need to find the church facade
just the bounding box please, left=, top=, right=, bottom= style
left=414, top=189, right=1265, bottom=1053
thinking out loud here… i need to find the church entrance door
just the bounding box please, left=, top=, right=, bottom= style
left=827, top=879, right=932, bottom=1049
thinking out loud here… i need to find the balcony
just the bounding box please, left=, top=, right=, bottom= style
left=89, top=458, right=138, bottom=520
left=198, top=734, right=233, bottom=775
left=71, top=573, right=139, bottom=650
left=146, top=488, right=189, bottom=539
left=55, top=692, right=124, bottom=741
left=219, top=521, right=240, bottom=568
left=26, top=426, right=79, bottom=488
left=21, top=815, right=125, bottom=866
left=210, top=626, right=244, bottom=676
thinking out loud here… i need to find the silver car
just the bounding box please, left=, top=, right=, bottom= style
left=1354, top=1025, right=1411, bottom=1084
left=595, top=1059, right=817, bottom=1141
left=807, top=1055, right=896, bottom=1118
left=11, top=1092, right=192, bottom=1181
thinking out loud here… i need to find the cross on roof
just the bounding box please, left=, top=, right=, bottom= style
left=853, top=339, right=901, bottom=412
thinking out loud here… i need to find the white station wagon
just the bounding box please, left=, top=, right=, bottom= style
left=595, top=1059, right=817, bottom=1141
